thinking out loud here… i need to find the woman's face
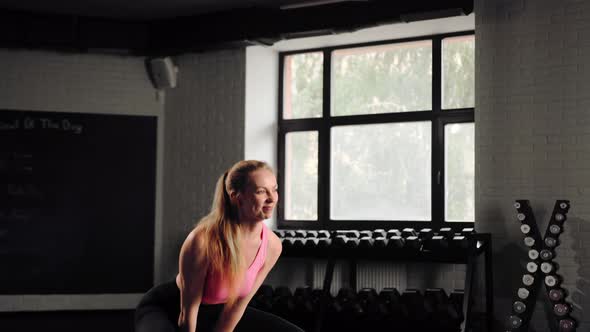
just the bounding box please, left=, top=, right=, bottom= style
left=236, top=169, right=278, bottom=222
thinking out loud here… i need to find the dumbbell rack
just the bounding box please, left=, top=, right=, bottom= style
left=506, top=200, right=576, bottom=332
left=279, top=230, right=493, bottom=332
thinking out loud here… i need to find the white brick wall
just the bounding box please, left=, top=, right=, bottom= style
left=476, top=0, right=590, bottom=330
left=159, top=49, right=246, bottom=283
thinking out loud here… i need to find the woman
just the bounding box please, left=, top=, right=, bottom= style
left=135, top=160, right=303, bottom=332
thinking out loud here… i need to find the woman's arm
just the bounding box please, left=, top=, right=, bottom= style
left=178, top=230, right=208, bottom=332
left=213, top=232, right=283, bottom=332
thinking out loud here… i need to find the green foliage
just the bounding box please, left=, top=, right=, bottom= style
left=283, top=36, right=475, bottom=221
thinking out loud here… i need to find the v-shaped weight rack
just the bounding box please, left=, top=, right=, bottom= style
left=506, top=200, right=577, bottom=332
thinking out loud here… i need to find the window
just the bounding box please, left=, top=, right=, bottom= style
left=278, top=32, right=475, bottom=230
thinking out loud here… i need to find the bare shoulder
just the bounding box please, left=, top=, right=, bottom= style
left=266, top=229, right=282, bottom=263
left=180, top=227, right=207, bottom=262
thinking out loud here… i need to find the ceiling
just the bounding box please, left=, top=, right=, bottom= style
left=0, top=0, right=333, bottom=19
left=0, top=0, right=473, bottom=54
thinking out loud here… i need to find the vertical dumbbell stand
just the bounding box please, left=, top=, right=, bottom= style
left=507, top=200, right=575, bottom=332
left=281, top=232, right=493, bottom=332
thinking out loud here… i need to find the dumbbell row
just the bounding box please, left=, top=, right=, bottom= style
left=276, top=227, right=477, bottom=251
left=275, top=227, right=475, bottom=239
left=250, top=285, right=467, bottom=332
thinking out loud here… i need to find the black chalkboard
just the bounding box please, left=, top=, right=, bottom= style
left=0, top=110, right=157, bottom=294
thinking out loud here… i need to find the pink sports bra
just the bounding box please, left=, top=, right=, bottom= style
left=201, top=224, right=268, bottom=304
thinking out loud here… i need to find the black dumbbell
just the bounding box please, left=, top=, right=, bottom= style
left=359, top=236, right=374, bottom=249
left=373, top=229, right=387, bottom=238
left=250, top=284, right=273, bottom=311
left=284, top=230, right=297, bottom=238
left=374, top=236, right=388, bottom=248
left=346, top=238, right=360, bottom=249
left=545, top=274, right=563, bottom=287
left=522, top=274, right=535, bottom=287
left=401, top=289, right=427, bottom=330
left=274, top=230, right=285, bottom=238
left=450, top=235, right=469, bottom=249
left=540, top=249, right=554, bottom=261
left=306, top=230, right=318, bottom=238
left=293, top=237, right=307, bottom=249
left=449, top=290, right=465, bottom=323
left=541, top=261, right=558, bottom=274
left=317, top=238, right=332, bottom=248
left=438, top=227, right=454, bottom=238
left=508, top=315, right=523, bottom=329
left=335, top=287, right=364, bottom=332
left=549, top=224, right=562, bottom=235
left=553, top=212, right=567, bottom=223
left=272, top=286, right=295, bottom=321
left=359, top=230, right=373, bottom=238
left=318, top=230, right=331, bottom=238
left=402, top=228, right=418, bottom=238
left=404, top=236, right=422, bottom=250
left=526, top=261, right=538, bottom=273
left=517, top=287, right=530, bottom=300
left=293, top=286, right=314, bottom=331
left=424, top=235, right=449, bottom=251
left=553, top=303, right=571, bottom=317
left=544, top=236, right=559, bottom=248
left=513, top=300, right=526, bottom=314
left=377, top=288, right=407, bottom=331
left=418, top=228, right=434, bottom=240
left=548, top=287, right=566, bottom=302
left=523, top=236, right=536, bottom=247
left=357, top=288, right=380, bottom=330
left=424, top=288, right=458, bottom=331
left=461, top=227, right=475, bottom=235
left=304, top=238, right=319, bottom=249
left=346, top=230, right=361, bottom=238
left=559, top=318, right=576, bottom=332
left=282, top=237, right=296, bottom=249
left=333, top=235, right=348, bottom=248
left=387, top=229, right=401, bottom=237
left=295, top=230, right=307, bottom=238
left=387, top=235, right=405, bottom=248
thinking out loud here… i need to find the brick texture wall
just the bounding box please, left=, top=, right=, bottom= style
left=159, top=49, right=246, bottom=283
left=475, top=0, right=590, bottom=330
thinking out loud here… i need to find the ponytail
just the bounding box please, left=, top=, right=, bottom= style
left=196, top=170, right=243, bottom=306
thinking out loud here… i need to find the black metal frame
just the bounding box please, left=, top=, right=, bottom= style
left=280, top=232, right=494, bottom=332
left=507, top=200, right=575, bottom=332
left=278, top=31, right=475, bottom=231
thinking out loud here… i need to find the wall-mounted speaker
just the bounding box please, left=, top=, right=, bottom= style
left=147, top=57, right=178, bottom=89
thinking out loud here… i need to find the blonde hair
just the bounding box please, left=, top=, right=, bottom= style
left=195, top=160, right=273, bottom=305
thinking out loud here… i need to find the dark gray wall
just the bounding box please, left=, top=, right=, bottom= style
left=475, top=0, right=590, bottom=329
left=159, top=49, right=246, bottom=283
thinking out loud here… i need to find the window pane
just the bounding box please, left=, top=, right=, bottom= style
left=285, top=131, right=318, bottom=220
left=331, top=122, right=431, bottom=221
left=445, top=123, right=474, bottom=222
left=331, top=41, right=432, bottom=116
left=283, top=53, right=323, bottom=119
left=442, top=35, right=475, bottom=109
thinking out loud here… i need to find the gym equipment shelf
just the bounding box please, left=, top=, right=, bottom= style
left=277, top=230, right=493, bottom=332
